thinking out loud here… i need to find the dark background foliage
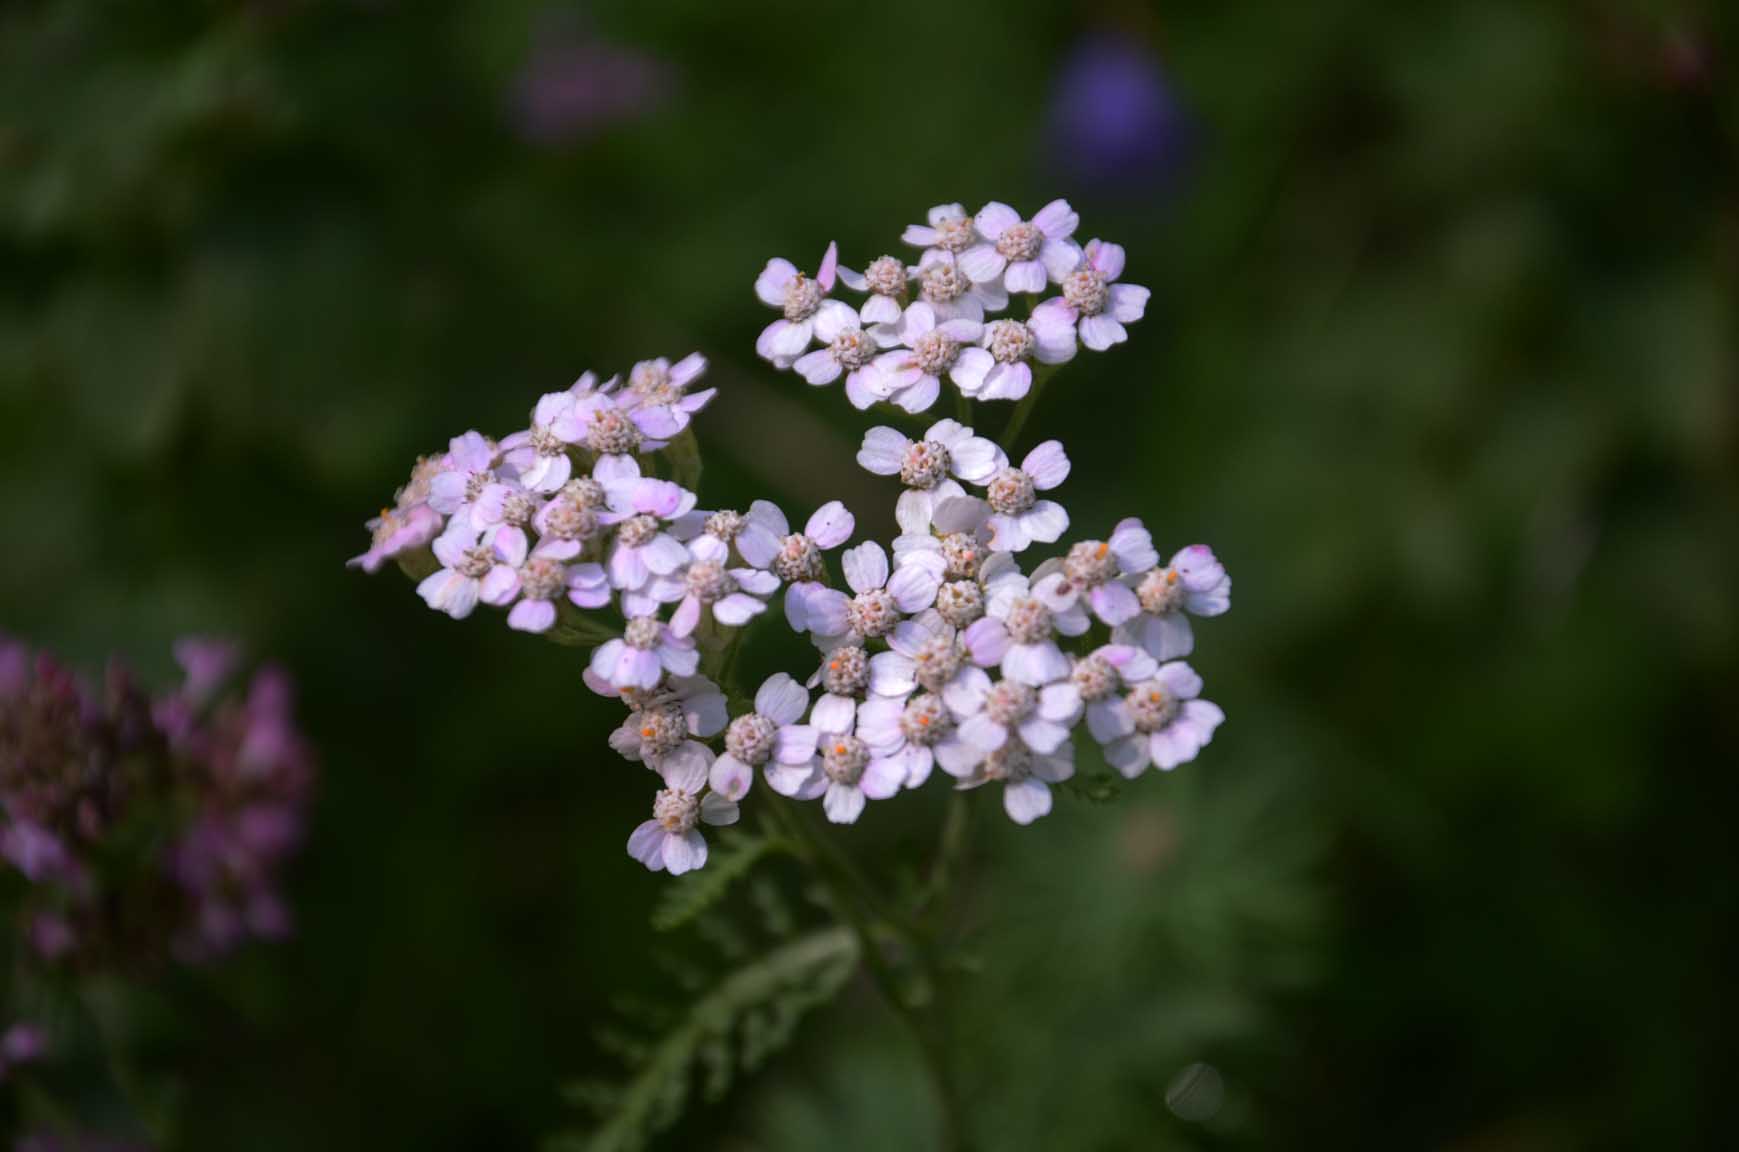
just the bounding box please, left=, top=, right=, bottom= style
left=2, top=0, right=1735, bottom=1148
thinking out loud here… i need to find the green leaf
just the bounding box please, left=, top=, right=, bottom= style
left=649, top=834, right=787, bottom=933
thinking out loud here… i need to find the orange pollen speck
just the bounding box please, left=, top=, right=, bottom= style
left=641, top=727, right=656, bottom=738
left=829, top=660, right=840, bottom=670
left=834, top=744, right=847, bottom=755
left=1166, top=570, right=1178, bottom=585
left=1095, top=542, right=1109, bottom=558
left=1148, top=691, right=1163, bottom=702
left=917, top=715, right=930, bottom=725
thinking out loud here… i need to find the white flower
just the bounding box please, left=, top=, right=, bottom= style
left=615, top=353, right=715, bottom=438
left=659, top=559, right=780, bottom=637
left=626, top=748, right=740, bottom=875
left=857, top=418, right=1002, bottom=492
left=975, top=440, right=1071, bottom=552
left=962, top=563, right=1091, bottom=687
left=597, top=458, right=698, bottom=591
left=1030, top=517, right=1160, bottom=627
left=1113, top=545, right=1232, bottom=660
left=793, top=301, right=901, bottom=410
left=499, top=389, right=588, bottom=492
left=952, top=312, right=1077, bottom=402
left=1098, top=662, right=1224, bottom=777
left=1072, top=644, right=1161, bottom=749
left=868, top=303, right=985, bottom=413
left=837, top=254, right=911, bottom=325
left=415, top=520, right=496, bottom=619
left=958, top=200, right=1083, bottom=295
left=567, top=390, right=665, bottom=462
left=794, top=541, right=940, bottom=646
left=608, top=677, right=730, bottom=769
left=588, top=614, right=699, bottom=692
left=1031, top=238, right=1149, bottom=351
left=755, top=242, right=840, bottom=368
left=426, top=431, right=501, bottom=530
left=901, top=202, right=978, bottom=262
left=948, top=665, right=1082, bottom=757
left=712, top=673, right=817, bottom=801
left=478, top=533, right=609, bottom=634
left=749, top=501, right=856, bottom=630
left=911, top=250, right=1008, bottom=323
left=767, top=704, right=905, bottom=825
left=958, top=735, right=1075, bottom=825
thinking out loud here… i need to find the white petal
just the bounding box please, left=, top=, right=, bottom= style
left=857, top=426, right=910, bottom=475
left=842, top=541, right=890, bottom=594
left=822, top=782, right=867, bottom=824
left=1079, top=313, right=1127, bottom=351
left=755, top=673, right=810, bottom=726
left=805, top=501, right=855, bottom=549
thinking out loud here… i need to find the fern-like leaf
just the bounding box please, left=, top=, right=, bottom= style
left=548, top=925, right=859, bottom=1152
left=648, top=833, right=786, bottom=933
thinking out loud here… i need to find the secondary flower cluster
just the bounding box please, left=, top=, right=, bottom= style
left=1, top=635, right=315, bottom=967
left=351, top=198, right=1228, bottom=878
left=754, top=199, right=1149, bottom=412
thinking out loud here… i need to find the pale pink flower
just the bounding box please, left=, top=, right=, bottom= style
left=769, top=706, right=905, bottom=825
left=1113, top=545, right=1232, bottom=660
left=958, top=199, right=1083, bottom=295
left=415, top=521, right=496, bottom=619
left=794, top=541, right=939, bottom=646
left=608, top=677, right=729, bottom=769
left=748, top=501, right=855, bottom=629
left=626, top=748, right=739, bottom=875
left=868, top=303, right=984, bottom=413
left=661, top=560, right=780, bottom=637
left=793, top=301, right=900, bottom=409
left=478, top=533, right=608, bottom=633
left=856, top=419, right=1002, bottom=499
left=902, top=202, right=979, bottom=262
left=836, top=254, right=911, bottom=324
left=975, top=440, right=1071, bottom=553
left=468, top=477, right=546, bottom=564
left=962, top=563, right=1091, bottom=686
left=712, top=673, right=815, bottom=800
left=957, top=734, right=1075, bottom=825
left=755, top=242, right=840, bottom=368
left=952, top=311, right=1077, bottom=401
left=1031, top=238, right=1150, bottom=351
left=1030, top=517, right=1160, bottom=627
left=565, top=390, right=666, bottom=462
left=1098, top=662, right=1224, bottom=777
left=500, top=391, right=584, bottom=492
left=426, top=430, right=501, bottom=527
left=615, top=353, right=715, bottom=438
left=588, top=614, right=699, bottom=691
left=911, top=250, right=1007, bottom=323
left=348, top=503, right=442, bottom=573
left=596, top=459, right=697, bottom=591
left=949, top=667, right=1082, bottom=758
left=1072, top=644, right=1161, bottom=750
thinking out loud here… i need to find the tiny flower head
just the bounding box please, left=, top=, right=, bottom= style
left=1031, top=238, right=1149, bottom=351
left=869, top=302, right=985, bottom=413
left=626, top=747, right=739, bottom=875
left=755, top=242, right=840, bottom=368
left=609, top=678, right=729, bottom=768
left=959, top=199, right=1082, bottom=294
left=952, top=311, right=1077, bottom=402
left=958, top=735, right=1075, bottom=825
left=837, top=253, right=912, bottom=324
left=588, top=614, right=699, bottom=692
left=793, top=301, right=901, bottom=410
left=415, top=521, right=497, bottom=619
left=1031, top=517, right=1160, bottom=627
left=427, top=430, right=501, bottom=523
left=902, top=202, right=979, bottom=261
left=348, top=503, right=442, bottom=574
left=1113, top=544, right=1231, bottom=660
left=500, top=391, right=584, bottom=492
left=912, top=250, right=1007, bottom=323
left=1099, top=661, right=1224, bottom=777
left=977, top=440, right=1071, bottom=553
left=617, top=353, right=715, bottom=438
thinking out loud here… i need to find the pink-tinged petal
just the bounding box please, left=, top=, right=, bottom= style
left=1021, top=440, right=1071, bottom=488
left=844, top=366, right=891, bottom=410
left=1079, top=314, right=1128, bottom=351
left=1028, top=301, right=1079, bottom=356
left=861, top=294, right=901, bottom=325
left=795, top=348, right=843, bottom=385
left=1105, top=735, right=1151, bottom=778
left=746, top=500, right=790, bottom=538
left=642, top=534, right=690, bottom=575
left=623, top=647, right=664, bottom=689
left=670, top=594, right=703, bottom=636
left=934, top=736, right=984, bottom=778
left=756, top=673, right=809, bottom=726
left=805, top=501, right=855, bottom=549
left=858, top=426, right=911, bottom=475
left=892, top=374, right=940, bottom=413
left=817, top=241, right=839, bottom=291
left=628, top=821, right=667, bottom=870
left=1108, top=283, right=1149, bottom=324
left=860, top=757, right=904, bottom=799
left=963, top=618, right=1011, bottom=667
left=680, top=387, right=717, bottom=413
left=1022, top=502, right=1069, bottom=545
left=822, top=782, right=866, bottom=824
left=810, top=692, right=856, bottom=733
left=700, top=792, right=740, bottom=828
left=836, top=264, right=867, bottom=291
left=418, top=571, right=479, bottom=619
left=755, top=258, right=798, bottom=306
left=974, top=201, right=1021, bottom=239
left=764, top=318, right=815, bottom=365
left=765, top=759, right=820, bottom=797
left=886, top=564, right=939, bottom=613
left=813, top=299, right=858, bottom=344
left=531, top=453, right=572, bottom=493
left=1150, top=726, right=1198, bottom=771
left=668, top=352, right=707, bottom=387
left=631, top=406, right=683, bottom=440
left=607, top=544, right=649, bottom=590
left=1086, top=698, right=1133, bottom=743
left=978, top=362, right=1032, bottom=402
left=480, top=566, right=521, bottom=606
left=903, top=224, right=940, bottom=246
left=802, top=587, right=850, bottom=636
left=732, top=568, right=779, bottom=596
left=842, top=541, right=890, bottom=594
left=507, top=599, right=558, bottom=633
left=774, top=723, right=819, bottom=765
left=951, top=347, right=993, bottom=394
left=959, top=244, right=1007, bottom=283
left=1003, top=777, right=1052, bottom=825
left=896, top=301, right=938, bottom=340
left=855, top=697, right=905, bottom=750
left=712, top=593, right=766, bottom=627
left=663, top=829, right=707, bottom=875
left=1090, top=581, right=1141, bottom=626
left=737, top=529, right=781, bottom=571
left=783, top=583, right=809, bottom=632
left=1180, top=698, right=1225, bottom=742
left=1031, top=198, right=1078, bottom=240
left=1004, top=259, right=1047, bottom=294
left=1086, top=239, right=1126, bottom=280
left=1110, top=518, right=1159, bottom=574
left=868, top=651, right=917, bottom=697
left=1055, top=601, right=1092, bottom=637
left=1155, top=661, right=1205, bottom=700
left=932, top=493, right=988, bottom=535
left=943, top=665, right=991, bottom=714
left=491, top=525, right=530, bottom=566
left=1004, top=642, right=1071, bottom=687
left=1039, top=239, right=1083, bottom=282
left=1039, top=681, right=1082, bottom=722
left=959, top=714, right=1008, bottom=751
left=659, top=742, right=711, bottom=791
left=688, top=535, right=728, bottom=565
left=938, top=318, right=984, bottom=344
left=1030, top=572, right=1077, bottom=613
left=709, top=754, right=753, bottom=802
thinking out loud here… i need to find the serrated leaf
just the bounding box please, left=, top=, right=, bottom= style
left=649, top=834, right=786, bottom=932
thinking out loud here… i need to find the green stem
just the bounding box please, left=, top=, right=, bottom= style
left=998, top=363, right=1058, bottom=452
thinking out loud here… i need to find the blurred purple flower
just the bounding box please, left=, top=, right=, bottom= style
left=511, top=20, right=674, bottom=145
left=1045, top=33, right=1193, bottom=194
left=0, top=818, right=69, bottom=881
left=173, top=635, right=240, bottom=706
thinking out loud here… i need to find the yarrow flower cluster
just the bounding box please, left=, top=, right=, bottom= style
left=352, top=199, right=1227, bottom=875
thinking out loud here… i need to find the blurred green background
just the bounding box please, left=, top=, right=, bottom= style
left=3, top=0, right=1736, bottom=1148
